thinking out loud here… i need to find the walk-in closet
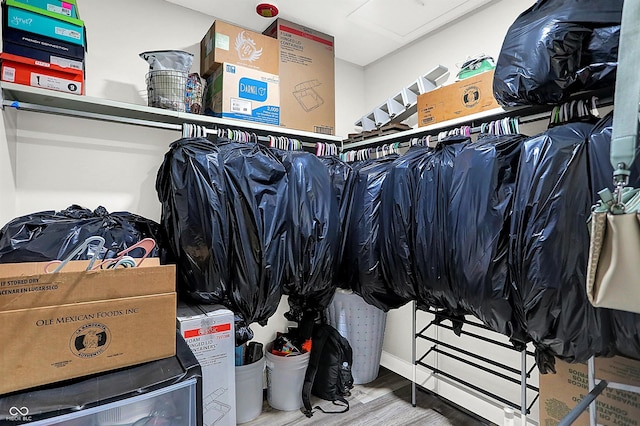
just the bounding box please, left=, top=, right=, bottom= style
left=0, top=1, right=637, bottom=425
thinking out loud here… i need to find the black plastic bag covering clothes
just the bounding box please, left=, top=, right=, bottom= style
left=379, top=146, right=432, bottom=305
left=0, top=205, right=163, bottom=263
left=156, top=138, right=230, bottom=305
left=156, top=138, right=288, bottom=344
left=221, top=142, right=289, bottom=336
left=493, top=0, right=623, bottom=107
left=509, top=123, right=613, bottom=373
left=274, top=150, right=340, bottom=323
left=319, top=156, right=355, bottom=288
left=344, top=156, right=407, bottom=311
left=587, top=112, right=640, bottom=362
left=413, top=137, right=469, bottom=314
left=447, top=135, right=526, bottom=342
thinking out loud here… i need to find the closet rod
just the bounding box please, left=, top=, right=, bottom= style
left=3, top=100, right=323, bottom=150
left=2, top=100, right=182, bottom=131
left=343, top=94, right=614, bottom=152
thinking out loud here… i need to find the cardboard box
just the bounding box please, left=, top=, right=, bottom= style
left=3, top=41, right=83, bottom=70
left=177, top=303, right=236, bottom=426
left=12, top=0, right=79, bottom=19
left=2, top=24, right=86, bottom=61
left=539, top=357, right=640, bottom=426
left=204, top=62, right=280, bottom=126
left=417, top=70, right=500, bottom=126
left=200, top=19, right=278, bottom=78
left=264, top=19, right=335, bottom=135
left=6, top=1, right=85, bottom=46
left=0, top=259, right=177, bottom=395
left=1, top=52, right=84, bottom=94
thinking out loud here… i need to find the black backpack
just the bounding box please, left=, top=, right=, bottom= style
left=302, top=323, right=355, bottom=417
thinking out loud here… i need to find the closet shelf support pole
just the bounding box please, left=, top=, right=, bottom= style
left=521, top=349, right=527, bottom=426
left=412, top=301, right=417, bottom=407
left=588, top=356, right=597, bottom=426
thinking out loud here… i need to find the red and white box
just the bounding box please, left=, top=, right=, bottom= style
left=177, top=303, right=236, bottom=426
left=0, top=52, right=84, bottom=94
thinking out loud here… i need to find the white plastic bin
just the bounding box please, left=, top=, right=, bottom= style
left=265, top=344, right=310, bottom=411
left=326, top=289, right=387, bottom=384
left=235, top=358, right=265, bottom=424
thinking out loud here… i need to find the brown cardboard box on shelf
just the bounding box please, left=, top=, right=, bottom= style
left=539, top=356, right=640, bottom=426
left=200, top=19, right=279, bottom=78
left=263, top=19, right=335, bottom=135
left=417, top=70, right=500, bottom=127
left=0, top=259, right=176, bottom=395
left=203, top=62, right=280, bottom=126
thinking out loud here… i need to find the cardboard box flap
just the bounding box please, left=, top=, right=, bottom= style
left=0, top=260, right=175, bottom=311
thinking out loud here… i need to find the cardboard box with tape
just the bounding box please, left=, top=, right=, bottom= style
left=200, top=19, right=278, bottom=78
left=264, top=18, right=335, bottom=135
left=204, top=62, right=280, bottom=126
left=0, top=259, right=176, bottom=395
left=539, top=356, right=640, bottom=426
left=417, top=70, right=500, bottom=126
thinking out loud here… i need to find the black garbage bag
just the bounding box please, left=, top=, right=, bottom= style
left=274, top=150, right=340, bottom=323
left=447, top=134, right=526, bottom=343
left=493, top=0, right=623, bottom=106
left=318, top=156, right=356, bottom=288
left=220, top=141, right=289, bottom=341
left=156, top=138, right=230, bottom=305
left=157, top=138, right=289, bottom=344
left=575, top=26, right=619, bottom=89
left=510, top=123, right=613, bottom=373
left=587, top=112, right=640, bottom=361
left=0, top=204, right=163, bottom=263
left=413, top=137, right=468, bottom=315
left=344, top=156, right=407, bottom=311
left=379, top=146, right=432, bottom=305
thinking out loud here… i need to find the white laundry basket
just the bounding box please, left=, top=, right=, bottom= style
left=326, top=289, right=387, bottom=384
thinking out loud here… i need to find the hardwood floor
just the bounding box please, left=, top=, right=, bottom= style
left=243, top=368, right=494, bottom=425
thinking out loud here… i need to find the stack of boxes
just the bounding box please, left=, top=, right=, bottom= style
left=201, top=18, right=336, bottom=134
left=1, top=0, right=86, bottom=94
left=201, top=20, right=280, bottom=126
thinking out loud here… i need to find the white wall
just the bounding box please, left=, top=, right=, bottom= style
left=0, top=110, right=17, bottom=225
left=81, top=0, right=213, bottom=103
left=335, top=59, right=366, bottom=137
left=362, top=0, right=532, bottom=111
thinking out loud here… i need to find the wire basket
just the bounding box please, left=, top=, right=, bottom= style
left=145, top=70, right=203, bottom=114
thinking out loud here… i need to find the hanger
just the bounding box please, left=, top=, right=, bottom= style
left=92, top=238, right=156, bottom=270
left=45, top=236, right=106, bottom=273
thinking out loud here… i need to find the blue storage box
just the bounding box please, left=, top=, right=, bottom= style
left=6, top=4, right=85, bottom=46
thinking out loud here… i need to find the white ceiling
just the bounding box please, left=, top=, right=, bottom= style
left=165, top=0, right=498, bottom=67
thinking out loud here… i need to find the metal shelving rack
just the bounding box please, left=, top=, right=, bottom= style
left=411, top=305, right=539, bottom=425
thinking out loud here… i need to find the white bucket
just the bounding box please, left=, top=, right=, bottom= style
left=265, top=344, right=310, bottom=411
left=235, top=358, right=265, bottom=424
left=326, top=288, right=387, bottom=384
